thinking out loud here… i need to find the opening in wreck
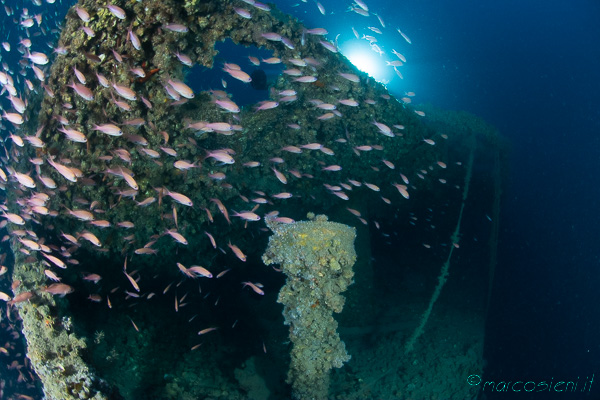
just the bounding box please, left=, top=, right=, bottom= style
left=186, top=39, right=285, bottom=109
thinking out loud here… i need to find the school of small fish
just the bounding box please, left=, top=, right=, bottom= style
left=0, top=0, right=467, bottom=396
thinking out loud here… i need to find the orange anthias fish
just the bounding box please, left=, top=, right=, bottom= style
left=42, top=283, right=74, bottom=296
left=227, top=242, right=247, bottom=262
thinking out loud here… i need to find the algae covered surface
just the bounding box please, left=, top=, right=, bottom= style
left=263, top=213, right=356, bottom=400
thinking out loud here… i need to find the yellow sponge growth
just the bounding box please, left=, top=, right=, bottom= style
left=263, top=213, right=356, bottom=400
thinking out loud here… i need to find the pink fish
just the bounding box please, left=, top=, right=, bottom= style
left=128, top=26, right=141, bottom=50
left=332, top=191, right=349, bottom=200
left=188, top=265, right=213, bottom=278
left=346, top=208, right=362, bottom=217
left=18, top=238, right=41, bottom=251
left=355, top=145, right=372, bottom=152
left=320, top=147, right=335, bottom=156
left=88, top=294, right=102, bottom=302
left=165, top=229, right=188, bottom=245
left=382, top=160, right=395, bottom=169
left=135, top=247, right=158, bottom=255
left=281, top=146, right=302, bottom=154
left=80, top=232, right=102, bottom=247
left=203, top=122, right=232, bottom=132
left=289, top=170, right=302, bottom=179
left=160, top=146, right=177, bottom=156
left=278, top=89, right=297, bottom=96
left=67, top=82, right=93, bottom=101
left=208, top=172, right=226, bottom=180
left=204, top=231, right=217, bottom=248
left=67, top=209, right=94, bottom=221
left=75, top=6, right=90, bottom=22
left=112, top=83, right=137, bottom=101
left=339, top=99, right=359, bottom=107
left=364, top=182, right=380, bottom=192
left=227, top=242, right=247, bottom=262
left=24, top=136, right=45, bottom=148
left=216, top=269, right=231, bottom=279
left=283, top=69, right=303, bottom=77
left=261, top=32, right=282, bottom=41
left=13, top=172, right=36, bottom=188
left=317, top=113, right=335, bottom=120
left=242, top=281, right=264, bottom=295
left=214, top=99, right=240, bottom=113
left=300, top=142, right=323, bottom=150
left=372, top=120, right=393, bottom=136
left=42, top=252, right=66, bottom=269
left=173, top=160, right=197, bottom=170
left=205, top=150, right=234, bottom=164
left=130, top=318, right=139, bottom=331
left=8, top=291, right=33, bottom=305
left=223, top=68, right=251, bottom=83
left=168, top=79, right=194, bottom=99
left=25, top=51, right=49, bottom=65
left=198, top=327, right=218, bottom=335
left=106, top=4, right=126, bottom=19
left=139, top=148, right=160, bottom=158
left=271, top=192, right=292, bottom=199
left=44, top=269, right=61, bottom=282
left=306, top=28, right=328, bottom=35
left=112, top=49, right=123, bottom=63
left=96, top=73, right=110, bottom=87
left=293, top=76, right=317, bottom=83
left=3, top=213, right=25, bottom=225
left=81, top=28, right=96, bottom=39
left=274, top=217, right=295, bottom=224
left=233, top=211, right=261, bottom=221
left=123, top=269, right=140, bottom=292
left=83, top=273, right=102, bottom=283
left=252, top=2, right=271, bottom=11
left=234, top=7, right=252, bottom=19
left=93, top=123, right=122, bottom=136
left=163, top=24, right=188, bottom=33
left=255, top=101, right=279, bottom=111
left=262, top=57, right=281, bottom=64
left=2, top=112, right=24, bottom=125
left=59, top=127, right=87, bottom=143
left=210, top=198, right=230, bottom=224
left=89, top=220, right=111, bottom=228
left=130, top=67, right=146, bottom=78
left=338, top=72, right=360, bottom=83
left=43, top=283, right=74, bottom=296
left=177, top=262, right=194, bottom=278
left=30, top=206, right=48, bottom=215
left=392, top=183, right=410, bottom=199
left=272, top=167, right=287, bottom=184
left=73, top=66, right=86, bottom=84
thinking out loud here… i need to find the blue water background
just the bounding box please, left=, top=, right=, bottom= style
left=274, top=0, right=600, bottom=397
